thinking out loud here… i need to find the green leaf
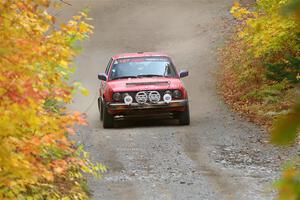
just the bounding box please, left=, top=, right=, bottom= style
left=271, top=101, right=300, bottom=145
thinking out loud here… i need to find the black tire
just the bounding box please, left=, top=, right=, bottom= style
left=102, top=101, right=114, bottom=128
left=98, top=97, right=103, bottom=121
left=178, top=104, right=190, bottom=125
left=98, top=98, right=103, bottom=121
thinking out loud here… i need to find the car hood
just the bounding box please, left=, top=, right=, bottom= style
left=107, top=77, right=183, bottom=92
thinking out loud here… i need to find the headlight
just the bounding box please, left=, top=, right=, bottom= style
left=124, top=94, right=133, bottom=105
left=112, top=92, right=121, bottom=101
left=173, top=90, right=182, bottom=98
left=165, top=90, right=172, bottom=95
left=122, top=93, right=129, bottom=99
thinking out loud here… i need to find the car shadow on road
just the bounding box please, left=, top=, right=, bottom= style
left=113, top=118, right=180, bottom=129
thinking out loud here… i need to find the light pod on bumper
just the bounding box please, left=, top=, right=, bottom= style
left=124, top=94, right=133, bottom=105
left=163, top=93, right=172, bottom=103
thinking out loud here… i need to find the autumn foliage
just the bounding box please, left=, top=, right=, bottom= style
left=0, top=0, right=105, bottom=199
left=219, top=0, right=300, bottom=128
left=220, top=0, right=300, bottom=199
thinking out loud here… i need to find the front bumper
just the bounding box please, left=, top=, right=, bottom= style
left=107, top=99, right=188, bottom=112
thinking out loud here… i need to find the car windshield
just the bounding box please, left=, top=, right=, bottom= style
left=109, top=57, right=177, bottom=80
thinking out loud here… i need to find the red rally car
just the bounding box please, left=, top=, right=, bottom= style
left=97, top=52, right=190, bottom=128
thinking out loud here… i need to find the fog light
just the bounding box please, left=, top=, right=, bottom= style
left=124, top=95, right=133, bottom=105
left=163, top=93, right=172, bottom=103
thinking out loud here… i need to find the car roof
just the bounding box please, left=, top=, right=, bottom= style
left=111, top=52, right=170, bottom=60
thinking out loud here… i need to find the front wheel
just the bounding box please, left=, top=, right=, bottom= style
left=102, top=101, right=114, bottom=128
left=178, top=104, right=190, bottom=125
left=98, top=98, right=103, bottom=121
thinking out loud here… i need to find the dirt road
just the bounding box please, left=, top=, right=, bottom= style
left=62, top=0, right=296, bottom=199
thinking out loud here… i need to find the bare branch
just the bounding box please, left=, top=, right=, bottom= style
left=60, top=0, right=72, bottom=6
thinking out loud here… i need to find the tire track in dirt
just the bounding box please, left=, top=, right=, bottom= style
left=105, top=127, right=174, bottom=200
left=79, top=127, right=138, bottom=200
left=175, top=128, right=243, bottom=200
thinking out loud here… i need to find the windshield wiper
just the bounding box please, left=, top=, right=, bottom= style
left=113, top=75, right=165, bottom=80
left=112, top=76, right=137, bottom=80
left=137, top=74, right=164, bottom=78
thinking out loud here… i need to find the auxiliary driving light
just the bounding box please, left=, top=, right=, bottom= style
left=124, top=95, right=133, bottom=105
left=163, top=93, right=172, bottom=103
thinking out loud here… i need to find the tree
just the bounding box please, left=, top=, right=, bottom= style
left=0, top=1, right=105, bottom=199
left=270, top=1, right=300, bottom=199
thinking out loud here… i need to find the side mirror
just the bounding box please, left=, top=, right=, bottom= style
left=98, top=73, right=107, bottom=81
left=179, top=70, right=189, bottom=78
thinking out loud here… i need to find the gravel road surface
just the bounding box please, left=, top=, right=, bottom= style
left=61, top=0, right=298, bottom=199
